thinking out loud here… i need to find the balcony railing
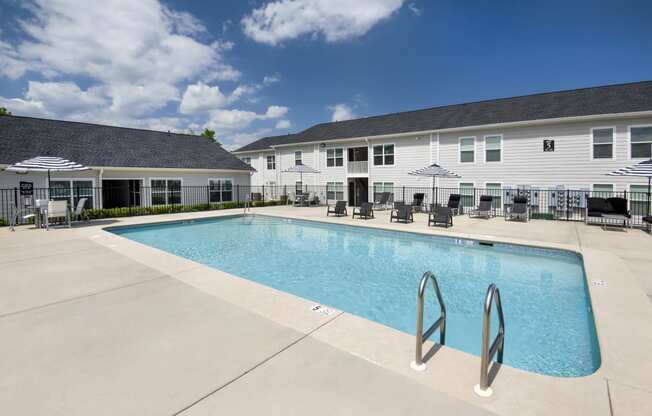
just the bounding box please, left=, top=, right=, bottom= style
left=347, top=160, right=368, bottom=174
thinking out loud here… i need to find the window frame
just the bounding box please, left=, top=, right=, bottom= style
left=628, top=124, right=652, bottom=160
left=483, top=134, right=502, bottom=163
left=326, top=181, right=344, bottom=201
left=48, top=178, right=96, bottom=209
left=484, top=182, right=502, bottom=209
left=591, top=183, right=614, bottom=198
left=326, top=147, right=344, bottom=167
left=458, top=181, right=475, bottom=207
left=266, top=155, right=276, bottom=170
left=590, top=126, right=616, bottom=161
left=294, top=151, right=303, bottom=166
left=149, top=177, right=183, bottom=206
left=208, top=178, right=234, bottom=203
left=458, top=136, right=476, bottom=164
left=372, top=143, right=395, bottom=166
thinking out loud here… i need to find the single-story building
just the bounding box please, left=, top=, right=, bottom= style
left=0, top=116, right=253, bottom=217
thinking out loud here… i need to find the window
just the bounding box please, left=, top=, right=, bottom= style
left=326, top=182, right=344, bottom=200
left=592, top=128, right=614, bottom=159
left=266, top=155, right=276, bottom=170
left=209, top=179, right=233, bottom=203
left=486, top=182, right=502, bottom=209
left=485, top=135, right=501, bottom=162
left=295, top=151, right=302, bottom=165
left=150, top=179, right=181, bottom=205
left=373, top=182, right=394, bottom=202
left=326, top=148, right=344, bottom=167
left=631, top=185, right=650, bottom=216
left=592, top=184, right=613, bottom=198
left=295, top=181, right=303, bottom=193
left=459, top=137, right=475, bottom=163
left=373, top=144, right=394, bottom=166
left=50, top=180, right=94, bottom=209
left=631, top=126, right=652, bottom=158
left=459, top=182, right=474, bottom=207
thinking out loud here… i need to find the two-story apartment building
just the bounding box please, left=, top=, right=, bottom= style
left=234, top=81, right=652, bottom=208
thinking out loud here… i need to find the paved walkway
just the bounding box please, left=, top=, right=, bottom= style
left=0, top=225, right=493, bottom=416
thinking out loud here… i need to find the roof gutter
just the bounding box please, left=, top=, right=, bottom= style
left=265, top=110, right=652, bottom=149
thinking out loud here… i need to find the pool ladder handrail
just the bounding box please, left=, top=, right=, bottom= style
left=410, top=271, right=446, bottom=372
left=243, top=199, right=251, bottom=215
left=474, top=283, right=505, bottom=397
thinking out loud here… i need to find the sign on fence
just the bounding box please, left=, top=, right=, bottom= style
left=19, top=181, right=33, bottom=196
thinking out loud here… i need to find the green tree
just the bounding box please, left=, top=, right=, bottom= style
left=200, top=128, right=215, bottom=139
left=0, top=107, right=11, bottom=116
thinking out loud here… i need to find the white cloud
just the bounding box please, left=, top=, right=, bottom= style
left=179, top=82, right=228, bottom=114
left=263, top=74, right=281, bottom=85
left=206, top=105, right=290, bottom=132
left=408, top=3, right=422, bottom=16
left=328, top=103, right=356, bottom=122
left=275, top=119, right=291, bottom=129
left=221, top=128, right=274, bottom=151
left=242, top=0, right=404, bottom=45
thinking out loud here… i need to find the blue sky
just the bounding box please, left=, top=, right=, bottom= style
left=1, top=0, right=651, bottom=150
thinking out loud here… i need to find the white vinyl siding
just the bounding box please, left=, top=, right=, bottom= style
left=485, top=135, right=502, bottom=162
left=459, top=137, right=475, bottom=163
left=630, top=126, right=652, bottom=159
left=592, top=128, right=614, bottom=159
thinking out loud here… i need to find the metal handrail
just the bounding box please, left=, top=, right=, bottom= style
left=410, top=271, right=446, bottom=371
left=243, top=199, right=250, bottom=215
left=474, top=283, right=505, bottom=397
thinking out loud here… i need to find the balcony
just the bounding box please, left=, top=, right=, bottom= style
left=347, top=160, right=368, bottom=175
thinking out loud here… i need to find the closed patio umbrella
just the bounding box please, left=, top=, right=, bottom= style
left=607, top=159, right=652, bottom=215
left=409, top=163, right=461, bottom=207
left=4, top=156, right=90, bottom=189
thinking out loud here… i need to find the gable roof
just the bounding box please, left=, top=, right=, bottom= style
left=235, top=133, right=301, bottom=153
left=0, top=116, right=253, bottom=171
left=234, top=80, right=652, bottom=153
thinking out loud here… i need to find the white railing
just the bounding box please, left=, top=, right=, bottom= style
left=347, top=160, right=368, bottom=174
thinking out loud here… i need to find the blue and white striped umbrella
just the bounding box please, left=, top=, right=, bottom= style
left=5, top=156, right=90, bottom=187
left=281, top=163, right=320, bottom=183
left=5, top=156, right=89, bottom=173
left=409, top=163, right=461, bottom=179
left=607, top=159, right=652, bottom=215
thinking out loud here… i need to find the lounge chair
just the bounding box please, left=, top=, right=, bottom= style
left=428, top=206, right=453, bottom=228
left=373, top=192, right=391, bottom=210
left=447, top=194, right=462, bottom=215
left=390, top=205, right=414, bottom=223
left=586, top=197, right=631, bottom=228
left=353, top=202, right=374, bottom=220
left=469, top=195, right=494, bottom=219
left=505, top=196, right=528, bottom=222
left=72, top=197, right=89, bottom=222
left=327, top=200, right=348, bottom=217
left=411, top=193, right=425, bottom=212
left=46, top=200, right=71, bottom=229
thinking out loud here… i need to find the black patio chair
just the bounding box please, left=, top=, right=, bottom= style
left=506, top=195, right=529, bottom=222
left=352, top=202, right=375, bottom=220
left=327, top=200, right=348, bottom=217
left=447, top=194, right=462, bottom=215
left=643, top=216, right=652, bottom=234
left=373, top=192, right=391, bottom=210
left=469, top=195, right=494, bottom=219
left=411, top=193, right=425, bottom=212
left=390, top=205, right=413, bottom=223
left=428, top=206, right=453, bottom=228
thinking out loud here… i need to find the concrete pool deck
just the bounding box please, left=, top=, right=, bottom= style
left=1, top=206, right=651, bottom=415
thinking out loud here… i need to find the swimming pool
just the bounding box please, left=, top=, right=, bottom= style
left=110, top=215, right=601, bottom=377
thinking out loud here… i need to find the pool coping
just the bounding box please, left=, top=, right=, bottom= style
left=84, top=208, right=652, bottom=416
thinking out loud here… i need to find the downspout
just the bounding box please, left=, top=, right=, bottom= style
left=98, top=168, right=104, bottom=209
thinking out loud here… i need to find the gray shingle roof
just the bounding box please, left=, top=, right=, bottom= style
left=0, top=116, right=253, bottom=171
left=234, top=80, right=652, bottom=152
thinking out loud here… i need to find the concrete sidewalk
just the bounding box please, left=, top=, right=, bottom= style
left=0, top=232, right=493, bottom=415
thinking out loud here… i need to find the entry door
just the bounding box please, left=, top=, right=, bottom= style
left=355, top=178, right=368, bottom=205
left=348, top=179, right=356, bottom=206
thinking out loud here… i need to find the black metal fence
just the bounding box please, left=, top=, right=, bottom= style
left=1, top=184, right=650, bottom=227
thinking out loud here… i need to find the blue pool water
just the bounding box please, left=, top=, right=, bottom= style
left=110, top=215, right=600, bottom=377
